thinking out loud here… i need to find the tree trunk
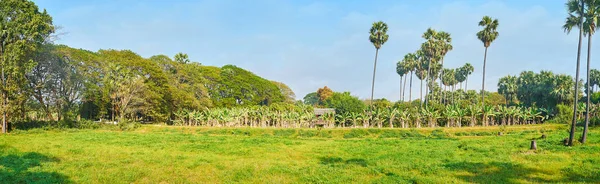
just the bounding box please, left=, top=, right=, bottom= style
left=530, top=140, right=537, bottom=150
left=425, top=59, right=432, bottom=107
left=409, top=71, right=413, bottom=101
left=420, top=78, right=423, bottom=107
left=481, top=46, right=488, bottom=127
left=370, top=49, right=379, bottom=107
left=2, top=67, right=6, bottom=134
left=569, top=0, right=584, bottom=147
left=399, top=76, right=403, bottom=102
left=465, top=77, right=468, bottom=92
left=439, top=58, right=445, bottom=104
left=582, top=32, right=592, bottom=144
left=403, top=74, right=408, bottom=102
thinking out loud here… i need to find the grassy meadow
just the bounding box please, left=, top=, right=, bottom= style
left=0, top=124, right=599, bottom=183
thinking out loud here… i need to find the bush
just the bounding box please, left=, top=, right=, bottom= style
left=429, top=129, right=449, bottom=139
left=10, top=119, right=102, bottom=131
left=551, top=104, right=572, bottom=124
left=274, top=129, right=296, bottom=137
left=344, top=129, right=369, bottom=139
left=118, top=120, right=141, bottom=131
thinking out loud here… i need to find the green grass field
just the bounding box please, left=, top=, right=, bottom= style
left=0, top=124, right=599, bottom=183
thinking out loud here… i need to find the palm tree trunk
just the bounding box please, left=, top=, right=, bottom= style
left=399, top=76, right=403, bottom=101
left=582, top=32, right=592, bottom=144
left=425, top=60, right=432, bottom=107
left=481, top=46, right=488, bottom=125
left=465, top=77, right=469, bottom=91
left=409, top=71, right=413, bottom=101
left=370, top=49, right=379, bottom=106
left=569, top=0, right=584, bottom=146
left=420, top=78, right=423, bottom=107
left=439, top=58, right=445, bottom=104
left=1, top=67, right=6, bottom=134
left=403, top=74, right=408, bottom=102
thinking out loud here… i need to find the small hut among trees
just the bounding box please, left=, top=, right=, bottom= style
left=312, top=108, right=335, bottom=128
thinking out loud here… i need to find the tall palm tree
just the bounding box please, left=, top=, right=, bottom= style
left=463, top=63, right=475, bottom=90
left=401, top=61, right=410, bottom=101
left=436, top=32, right=453, bottom=103
left=396, top=61, right=408, bottom=102
left=404, top=53, right=418, bottom=101
left=369, top=21, right=389, bottom=106
left=582, top=0, right=599, bottom=144
left=421, top=28, right=450, bottom=106
left=563, top=0, right=585, bottom=146
left=477, top=16, right=499, bottom=124
left=415, top=50, right=427, bottom=105
left=441, top=68, right=454, bottom=104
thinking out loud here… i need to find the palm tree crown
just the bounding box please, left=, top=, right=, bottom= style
left=477, top=16, right=499, bottom=48
left=563, top=0, right=599, bottom=35
left=369, top=21, right=389, bottom=49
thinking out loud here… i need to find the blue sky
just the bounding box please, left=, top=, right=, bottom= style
left=34, top=0, right=598, bottom=101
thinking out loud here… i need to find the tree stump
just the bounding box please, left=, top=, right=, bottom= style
left=530, top=140, right=537, bottom=150
left=497, top=132, right=503, bottom=136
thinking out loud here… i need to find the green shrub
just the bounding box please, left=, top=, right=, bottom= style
left=317, top=130, right=333, bottom=138
left=429, top=129, right=449, bottom=139
left=402, top=129, right=425, bottom=138
left=344, top=129, right=369, bottom=139
left=298, top=130, right=317, bottom=138
left=10, top=119, right=102, bottom=131
left=118, top=120, right=141, bottom=131
left=274, top=129, right=296, bottom=137
left=552, top=104, right=572, bottom=124
left=378, top=131, right=401, bottom=138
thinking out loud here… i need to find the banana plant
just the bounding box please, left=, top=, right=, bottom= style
left=455, top=106, right=466, bottom=127
left=388, top=108, right=400, bottom=128
left=445, top=105, right=458, bottom=127
left=466, top=105, right=479, bottom=127
left=396, top=110, right=410, bottom=128
left=482, top=105, right=495, bottom=126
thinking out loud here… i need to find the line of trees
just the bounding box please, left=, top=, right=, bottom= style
left=0, top=1, right=297, bottom=132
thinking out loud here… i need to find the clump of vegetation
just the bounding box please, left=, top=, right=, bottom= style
left=274, top=129, right=297, bottom=137
left=429, top=129, right=450, bottom=139
left=118, top=120, right=141, bottom=131
left=343, top=129, right=370, bottom=139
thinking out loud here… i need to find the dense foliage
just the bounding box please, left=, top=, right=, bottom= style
left=4, top=43, right=291, bottom=126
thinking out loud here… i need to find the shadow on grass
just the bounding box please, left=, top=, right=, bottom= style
left=445, top=161, right=600, bottom=183
left=0, top=145, right=71, bottom=184
left=319, top=156, right=368, bottom=167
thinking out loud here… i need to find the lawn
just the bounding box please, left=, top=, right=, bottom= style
left=0, top=124, right=599, bottom=183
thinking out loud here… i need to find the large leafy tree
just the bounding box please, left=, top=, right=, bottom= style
left=271, top=81, right=296, bottom=103
left=324, top=92, right=366, bottom=115
left=563, top=0, right=586, bottom=146
left=497, top=75, right=518, bottom=105
left=368, top=21, right=389, bottom=106
left=476, top=16, right=499, bottom=125
left=317, top=86, right=334, bottom=105
left=303, top=92, right=319, bottom=106
left=0, top=0, right=55, bottom=133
